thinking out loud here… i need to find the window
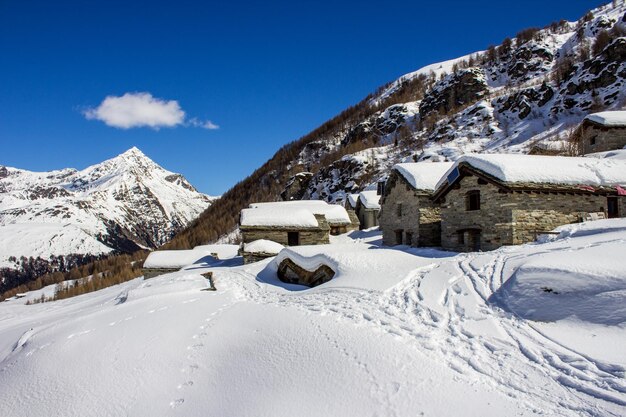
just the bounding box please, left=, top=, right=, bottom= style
left=397, top=203, right=403, bottom=217
left=590, top=136, right=597, bottom=146
left=395, top=229, right=403, bottom=245
left=377, top=181, right=385, bottom=196
left=466, top=190, right=480, bottom=211
left=607, top=197, right=619, bottom=218
left=288, top=232, right=300, bottom=246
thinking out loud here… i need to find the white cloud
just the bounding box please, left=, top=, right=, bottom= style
left=189, top=117, right=220, bottom=130
left=84, top=92, right=186, bottom=129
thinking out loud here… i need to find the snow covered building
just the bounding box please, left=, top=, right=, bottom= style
left=574, top=111, right=626, bottom=155
left=433, top=154, right=626, bottom=252
left=239, top=201, right=355, bottom=255
left=355, top=189, right=381, bottom=229
left=379, top=162, right=454, bottom=247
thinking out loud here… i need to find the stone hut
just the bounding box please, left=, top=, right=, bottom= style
left=344, top=194, right=361, bottom=228
left=432, top=154, right=626, bottom=252
left=573, top=111, right=626, bottom=155
left=379, top=162, right=453, bottom=247
left=239, top=201, right=355, bottom=254
left=240, top=239, right=285, bottom=264
left=142, top=250, right=215, bottom=279
left=355, top=190, right=381, bottom=229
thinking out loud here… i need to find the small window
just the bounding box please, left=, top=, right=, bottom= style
left=477, top=178, right=488, bottom=185
left=288, top=232, right=300, bottom=246
left=395, top=229, right=403, bottom=245
left=466, top=190, right=481, bottom=211
left=377, top=181, right=385, bottom=196
left=397, top=203, right=403, bottom=217
left=590, top=136, right=597, bottom=146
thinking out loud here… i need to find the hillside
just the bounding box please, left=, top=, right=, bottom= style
left=167, top=2, right=626, bottom=249
left=0, top=147, right=214, bottom=288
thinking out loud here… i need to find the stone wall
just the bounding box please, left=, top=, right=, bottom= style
left=277, top=258, right=335, bottom=287
left=379, top=172, right=441, bottom=247
left=581, top=125, right=626, bottom=155
left=356, top=206, right=379, bottom=229
left=143, top=268, right=179, bottom=279
left=241, top=227, right=329, bottom=246
left=440, top=173, right=621, bottom=251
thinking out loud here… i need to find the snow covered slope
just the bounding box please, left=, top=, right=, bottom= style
left=0, top=147, right=215, bottom=267
left=1, top=221, right=625, bottom=416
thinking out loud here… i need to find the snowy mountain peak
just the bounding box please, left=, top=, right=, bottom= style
left=0, top=149, right=216, bottom=268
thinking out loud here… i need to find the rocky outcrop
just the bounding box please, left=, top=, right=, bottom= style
left=496, top=83, right=555, bottom=120
left=419, top=68, right=488, bottom=118
left=281, top=172, right=313, bottom=201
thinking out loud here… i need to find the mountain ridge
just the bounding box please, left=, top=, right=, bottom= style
left=0, top=147, right=215, bottom=271
left=166, top=1, right=626, bottom=249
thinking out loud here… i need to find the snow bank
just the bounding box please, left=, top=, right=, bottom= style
left=497, top=242, right=626, bottom=325
left=273, top=243, right=439, bottom=291
left=243, top=240, right=284, bottom=254
left=437, top=154, right=626, bottom=189
left=585, top=110, right=626, bottom=127
left=357, top=190, right=380, bottom=209
left=537, top=218, right=626, bottom=243
left=394, top=162, right=454, bottom=191
left=585, top=149, right=626, bottom=160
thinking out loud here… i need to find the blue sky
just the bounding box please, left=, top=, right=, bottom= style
left=0, top=0, right=603, bottom=195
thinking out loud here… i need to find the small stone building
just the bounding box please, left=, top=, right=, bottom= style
left=432, top=154, right=626, bottom=252
left=240, top=201, right=355, bottom=254
left=573, top=111, right=626, bottom=155
left=379, top=162, right=453, bottom=247
left=355, top=190, right=381, bottom=229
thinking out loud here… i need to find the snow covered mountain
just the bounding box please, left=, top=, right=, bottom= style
left=169, top=2, right=626, bottom=248
left=0, top=147, right=215, bottom=268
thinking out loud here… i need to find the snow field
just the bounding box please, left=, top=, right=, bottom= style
left=1, top=220, right=625, bottom=416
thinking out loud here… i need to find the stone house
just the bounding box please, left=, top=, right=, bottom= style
left=432, top=154, right=626, bottom=252
left=573, top=111, right=626, bottom=155
left=240, top=200, right=355, bottom=251
left=379, top=162, right=454, bottom=247
left=355, top=190, right=381, bottom=229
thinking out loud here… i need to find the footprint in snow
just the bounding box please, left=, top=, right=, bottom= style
left=169, top=398, right=184, bottom=408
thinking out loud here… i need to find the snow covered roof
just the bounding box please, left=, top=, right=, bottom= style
left=240, top=207, right=319, bottom=228
left=248, top=201, right=352, bottom=225
left=358, top=190, right=381, bottom=210
left=393, top=162, right=454, bottom=191
left=347, top=194, right=359, bottom=208
left=584, top=111, right=626, bottom=127
left=243, top=239, right=285, bottom=254
left=435, top=154, right=626, bottom=191
left=143, top=250, right=215, bottom=269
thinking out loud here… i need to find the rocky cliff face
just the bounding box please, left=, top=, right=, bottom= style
left=0, top=147, right=214, bottom=267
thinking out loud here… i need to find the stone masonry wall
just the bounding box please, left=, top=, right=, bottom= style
left=581, top=125, right=626, bottom=155
left=379, top=172, right=441, bottom=247
left=440, top=174, right=619, bottom=252
left=241, top=228, right=329, bottom=246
